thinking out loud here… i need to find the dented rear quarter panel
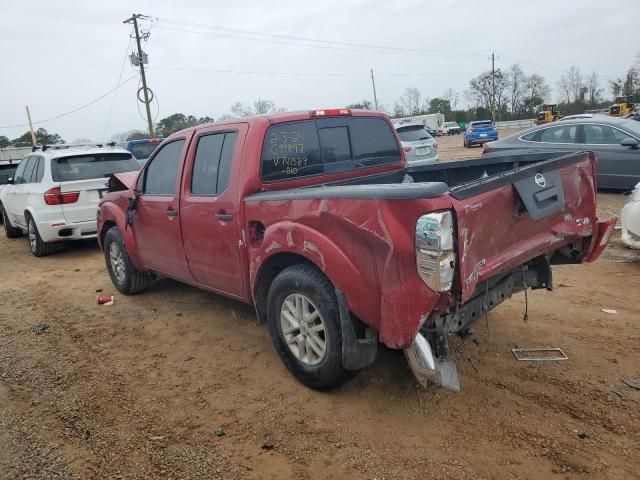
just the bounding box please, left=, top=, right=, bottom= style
left=245, top=196, right=453, bottom=348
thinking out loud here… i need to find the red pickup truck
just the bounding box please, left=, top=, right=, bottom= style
left=97, top=109, right=614, bottom=392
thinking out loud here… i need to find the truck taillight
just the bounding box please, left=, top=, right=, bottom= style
left=44, top=187, right=79, bottom=205
left=404, top=146, right=412, bottom=152
left=310, top=108, right=352, bottom=117
left=415, top=211, right=455, bottom=292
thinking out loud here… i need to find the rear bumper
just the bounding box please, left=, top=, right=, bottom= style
left=467, top=136, right=497, bottom=144
left=36, top=218, right=98, bottom=242
left=406, top=154, right=439, bottom=167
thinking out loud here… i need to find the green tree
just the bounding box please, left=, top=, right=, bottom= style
left=0, top=135, right=10, bottom=148
left=10, top=128, right=64, bottom=147
left=428, top=97, right=451, bottom=115
left=126, top=130, right=150, bottom=141
left=155, top=113, right=214, bottom=137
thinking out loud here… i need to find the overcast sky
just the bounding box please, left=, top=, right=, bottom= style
left=1, top=0, right=637, bottom=142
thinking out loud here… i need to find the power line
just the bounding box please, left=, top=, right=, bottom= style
left=148, top=66, right=477, bottom=77
left=156, top=17, right=487, bottom=58
left=0, top=76, right=137, bottom=130
left=102, top=33, right=133, bottom=141
left=154, top=24, right=484, bottom=59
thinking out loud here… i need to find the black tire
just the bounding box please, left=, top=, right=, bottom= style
left=463, top=139, right=468, bottom=148
left=1, top=205, right=22, bottom=238
left=27, top=215, right=56, bottom=257
left=266, top=263, right=351, bottom=390
left=103, top=227, right=153, bottom=295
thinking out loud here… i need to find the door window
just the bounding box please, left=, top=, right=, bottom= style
left=12, top=158, right=28, bottom=184
left=34, top=157, right=44, bottom=182
left=583, top=124, right=634, bottom=144
left=538, top=125, right=578, bottom=143
left=20, top=157, right=36, bottom=184
left=190, top=131, right=238, bottom=195
left=143, top=139, right=185, bottom=195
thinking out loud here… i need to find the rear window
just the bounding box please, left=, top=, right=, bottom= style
left=261, top=117, right=401, bottom=182
left=396, top=126, right=432, bottom=142
left=52, top=153, right=140, bottom=182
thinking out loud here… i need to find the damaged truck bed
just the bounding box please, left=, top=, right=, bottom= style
left=97, top=109, right=614, bottom=392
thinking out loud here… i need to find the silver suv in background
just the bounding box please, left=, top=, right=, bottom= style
left=394, top=123, right=439, bottom=166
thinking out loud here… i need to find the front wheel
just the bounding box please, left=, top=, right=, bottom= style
left=103, top=227, right=153, bottom=295
left=28, top=216, right=56, bottom=257
left=266, top=264, right=351, bottom=390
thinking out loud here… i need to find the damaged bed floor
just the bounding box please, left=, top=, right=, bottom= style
left=1, top=139, right=639, bottom=479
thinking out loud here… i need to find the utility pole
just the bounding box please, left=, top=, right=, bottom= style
left=25, top=106, right=37, bottom=146
left=370, top=68, right=379, bottom=111
left=491, top=51, right=496, bottom=123
left=123, top=14, right=154, bottom=136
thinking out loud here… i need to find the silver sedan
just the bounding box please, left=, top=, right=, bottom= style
left=482, top=115, right=640, bottom=190
left=394, top=123, right=439, bottom=167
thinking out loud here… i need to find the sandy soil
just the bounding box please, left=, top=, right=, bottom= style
left=1, top=138, right=639, bottom=479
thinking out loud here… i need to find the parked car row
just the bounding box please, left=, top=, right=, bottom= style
left=0, top=109, right=616, bottom=394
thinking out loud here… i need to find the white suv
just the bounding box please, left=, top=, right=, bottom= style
left=0, top=145, right=140, bottom=256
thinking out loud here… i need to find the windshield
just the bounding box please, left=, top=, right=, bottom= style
left=52, top=153, right=140, bottom=182
left=397, top=126, right=432, bottom=142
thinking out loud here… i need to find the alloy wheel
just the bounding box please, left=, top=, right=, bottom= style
left=280, top=293, right=327, bottom=366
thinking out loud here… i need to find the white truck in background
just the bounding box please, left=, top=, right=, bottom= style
left=392, top=113, right=444, bottom=131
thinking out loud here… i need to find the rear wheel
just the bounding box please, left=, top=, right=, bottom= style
left=103, top=227, right=153, bottom=295
left=1, top=205, right=22, bottom=238
left=27, top=216, right=56, bottom=257
left=266, top=263, right=351, bottom=390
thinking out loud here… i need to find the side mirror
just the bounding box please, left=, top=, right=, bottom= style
left=621, top=137, right=639, bottom=149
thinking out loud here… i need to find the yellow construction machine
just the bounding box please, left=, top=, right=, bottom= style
left=608, top=96, right=635, bottom=117
left=534, top=104, right=560, bottom=125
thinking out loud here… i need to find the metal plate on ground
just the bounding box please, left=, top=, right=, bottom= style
left=512, top=348, right=568, bottom=361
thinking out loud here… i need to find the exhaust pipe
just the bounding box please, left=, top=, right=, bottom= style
left=404, top=332, right=460, bottom=392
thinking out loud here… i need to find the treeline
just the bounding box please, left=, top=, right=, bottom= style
left=0, top=128, right=64, bottom=148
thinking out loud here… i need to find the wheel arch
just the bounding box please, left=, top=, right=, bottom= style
left=252, top=252, right=318, bottom=325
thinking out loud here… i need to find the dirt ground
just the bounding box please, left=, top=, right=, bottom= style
left=1, top=133, right=639, bottom=480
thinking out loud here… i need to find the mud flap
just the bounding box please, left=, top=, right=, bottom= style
left=335, top=289, right=378, bottom=371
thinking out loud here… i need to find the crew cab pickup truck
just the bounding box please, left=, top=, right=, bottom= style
left=97, top=109, right=614, bottom=392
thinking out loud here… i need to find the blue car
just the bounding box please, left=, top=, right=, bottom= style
left=463, top=120, right=498, bottom=148
left=119, top=138, right=164, bottom=166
